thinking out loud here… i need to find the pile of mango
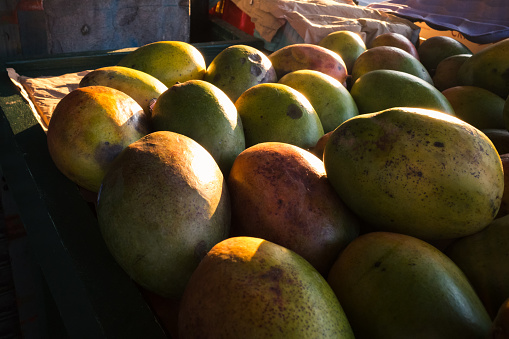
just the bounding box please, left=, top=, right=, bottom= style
left=45, top=31, right=509, bottom=339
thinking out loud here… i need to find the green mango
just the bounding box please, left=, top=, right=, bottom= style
left=323, top=107, right=503, bottom=241
left=97, top=131, right=231, bottom=299
left=151, top=79, right=245, bottom=176
left=458, top=37, right=509, bottom=98
left=79, top=65, right=167, bottom=116
left=328, top=231, right=492, bottom=339
left=445, top=214, right=509, bottom=319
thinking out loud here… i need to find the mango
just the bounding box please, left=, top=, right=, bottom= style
left=117, top=41, right=206, bottom=88
left=417, top=36, right=472, bottom=76
left=370, top=32, right=419, bottom=60
left=268, top=43, right=348, bottom=86
left=351, top=46, right=432, bottom=84
left=151, top=79, right=245, bottom=176
left=497, top=154, right=509, bottom=218
left=350, top=69, right=455, bottom=115
left=489, top=297, right=509, bottom=339
left=278, top=69, right=359, bottom=133
left=47, top=86, right=151, bottom=192
left=78, top=65, right=168, bottom=117
left=235, top=83, right=324, bottom=149
left=323, top=107, right=503, bottom=240
left=445, top=214, right=509, bottom=319
left=441, top=85, right=506, bottom=130
left=178, top=236, right=355, bottom=338
left=432, top=54, right=471, bottom=91
left=318, top=30, right=366, bottom=74
left=458, top=37, right=509, bottom=98
left=328, top=231, right=492, bottom=339
left=227, top=142, right=360, bottom=276
left=482, top=129, right=509, bottom=155
left=96, top=131, right=231, bottom=298
left=203, top=44, right=277, bottom=103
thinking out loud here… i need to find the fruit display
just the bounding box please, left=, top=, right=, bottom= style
left=43, top=34, right=509, bottom=338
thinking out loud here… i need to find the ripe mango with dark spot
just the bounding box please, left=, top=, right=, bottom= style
left=235, top=83, right=324, bottom=149
left=203, top=44, right=277, bottom=103
left=178, top=236, right=355, bottom=338
left=47, top=86, right=151, bottom=192
left=268, top=43, right=348, bottom=87
left=323, top=107, right=504, bottom=241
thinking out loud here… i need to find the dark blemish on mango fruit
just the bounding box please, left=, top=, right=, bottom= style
left=434, top=141, right=444, bottom=147
left=374, top=261, right=381, bottom=268
left=250, top=64, right=262, bottom=77
left=261, top=266, right=284, bottom=282
left=240, top=57, right=247, bottom=65
left=286, top=104, right=303, bottom=119
left=213, top=73, right=221, bottom=82
left=95, top=142, right=123, bottom=164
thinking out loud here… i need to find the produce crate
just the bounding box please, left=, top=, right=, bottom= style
left=0, top=17, right=263, bottom=339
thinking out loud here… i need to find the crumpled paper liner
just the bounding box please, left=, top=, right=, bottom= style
left=232, top=0, right=420, bottom=45
left=7, top=68, right=90, bottom=132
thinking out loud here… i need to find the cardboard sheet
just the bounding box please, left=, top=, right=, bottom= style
left=367, top=0, right=509, bottom=44
left=7, top=68, right=89, bottom=132
left=230, top=0, right=421, bottom=46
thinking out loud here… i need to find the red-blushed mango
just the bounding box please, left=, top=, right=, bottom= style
left=351, top=45, right=432, bottom=84
left=441, top=85, right=505, bottom=130
left=268, top=43, right=348, bottom=86
left=227, top=142, right=360, bottom=276
left=370, top=32, right=419, bottom=60
left=47, top=86, right=151, bottom=192
left=178, top=236, right=355, bottom=338
left=432, top=54, right=471, bottom=91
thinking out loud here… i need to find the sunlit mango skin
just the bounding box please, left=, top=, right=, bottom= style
left=203, top=44, right=277, bottom=103
left=268, top=43, right=348, bottom=86
left=79, top=65, right=168, bottom=116
left=323, top=107, right=504, bottom=241
left=178, top=236, right=355, bottom=339
left=47, top=86, right=150, bottom=192
left=117, top=41, right=206, bottom=88
left=97, top=131, right=231, bottom=299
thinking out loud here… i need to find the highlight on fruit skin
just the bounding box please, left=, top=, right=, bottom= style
left=46, top=85, right=151, bottom=193
left=178, top=236, right=355, bottom=339
left=323, top=106, right=503, bottom=241
left=117, top=40, right=207, bottom=88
